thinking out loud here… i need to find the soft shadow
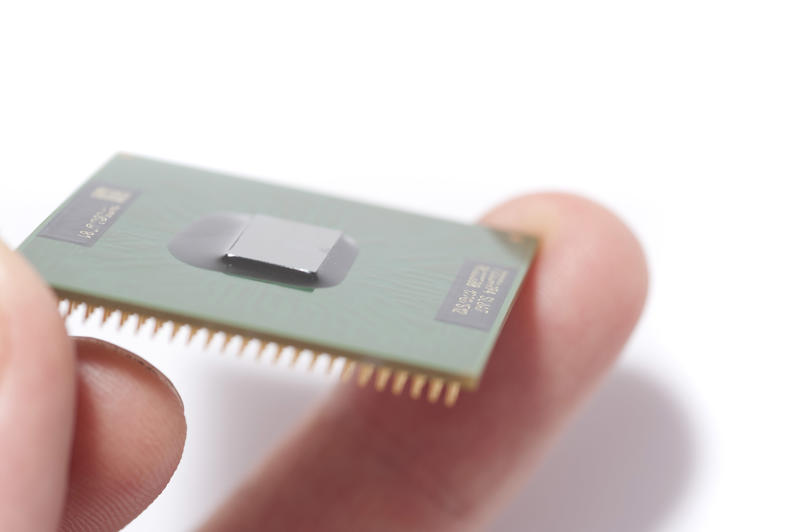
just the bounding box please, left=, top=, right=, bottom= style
left=489, top=367, right=696, bottom=532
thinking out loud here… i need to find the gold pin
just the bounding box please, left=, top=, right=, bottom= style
left=444, top=382, right=461, bottom=407
left=69, top=300, right=79, bottom=315
left=270, top=343, right=282, bottom=362
left=341, top=359, right=356, bottom=381
left=85, top=304, right=97, bottom=321
left=188, top=326, right=199, bottom=343
left=221, top=333, right=234, bottom=351
left=237, top=338, right=253, bottom=356
left=205, top=330, right=217, bottom=348
left=309, top=351, right=319, bottom=369
left=290, top=349, right=304, bottom=367
left=134, top=314, right=144, bottom=332
left=256, top=342, right=269, bottom=361
left=170, top=322, right=183, bottom=341
left=392, top=371, right=409, bottom=395
left=325, top=355, right=337, bottom=374
left=375, top=367, right=391, bottom=391
left=101, top=308, right=114, bottom=325
left=120, top=311, right=130, bottom=329
left=273, top=344, right=284, bottom=363
left=410, top=374, right=426, bottom=399
left=153, top=319, right=164, bottom=336
left=357, top=363, right=374, bottom=387
left=427, top=378, right=444, bottom=403
left=242, top=337, right=254, bottom=350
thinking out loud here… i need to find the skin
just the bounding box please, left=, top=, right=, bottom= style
left=0, top=193, right=647, bottom=531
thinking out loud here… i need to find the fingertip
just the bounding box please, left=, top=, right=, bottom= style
left=60, top=338, right=186, bottom=532
left=75, top=337, right=185, bottom=417
left=485, top=192, right=648, bottom=376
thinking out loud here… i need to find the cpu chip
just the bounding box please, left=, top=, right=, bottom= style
left=19, top=154, right=537, bottom=405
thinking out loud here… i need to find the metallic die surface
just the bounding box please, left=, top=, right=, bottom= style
left=225, top=214, right=342, bottom=276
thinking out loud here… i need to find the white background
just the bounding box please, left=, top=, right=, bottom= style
left=1, top=2, right=798, bottom=530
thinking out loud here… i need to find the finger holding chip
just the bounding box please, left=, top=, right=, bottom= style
left=200, top=192, right=648, bottom=531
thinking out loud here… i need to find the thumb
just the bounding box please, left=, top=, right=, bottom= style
left=0, top=240, right=76, bottom=531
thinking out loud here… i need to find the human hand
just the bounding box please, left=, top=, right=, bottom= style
left=0, top=193, right=647, bottom=531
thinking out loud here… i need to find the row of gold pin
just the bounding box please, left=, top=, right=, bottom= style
left=60, top=298, right=461, bottom=406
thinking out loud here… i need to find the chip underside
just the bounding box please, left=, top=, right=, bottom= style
left=19, top=154, right=537, bottom=405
